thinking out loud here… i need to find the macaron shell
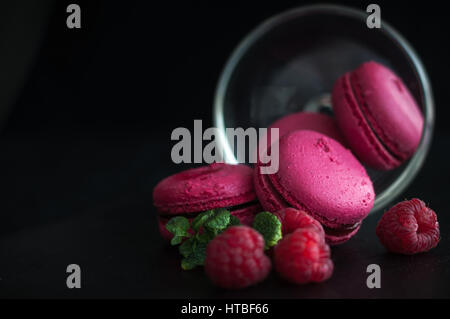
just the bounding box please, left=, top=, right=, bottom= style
left=272, top=130, right=374, bottom=226
left=153, top=163, right=256, bottom=215
left=257, top=112, right=346, bottom=161
left=332, top=74, right=400, bottom=170
left=351, top=61, right=424, bottom=160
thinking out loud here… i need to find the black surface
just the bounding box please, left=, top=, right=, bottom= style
left=0, top=0, right=450, bottom=298
left=0, top=134, right=449, bottom=298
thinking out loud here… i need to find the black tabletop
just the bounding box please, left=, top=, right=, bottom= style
left=0, top=133, right=449, bottom=298
left=0, top=0, right=449, bottom=299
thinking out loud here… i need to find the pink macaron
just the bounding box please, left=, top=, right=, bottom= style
left=153, top=163, right=261, bottom=240
left=254, top=130, right=375, bottom=245
left=332, top=61, right=424, bottom=170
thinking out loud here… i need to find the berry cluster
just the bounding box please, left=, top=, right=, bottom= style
left=204, top=208, right=333, bottom=288
left=167, top=199, right=439, bottom=289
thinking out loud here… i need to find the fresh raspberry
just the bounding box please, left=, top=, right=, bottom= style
left=376, top=198, right=440, bottom=255
left=204, top=226, right=271, bottom=289
left=274, top=228, right=333, bottom=284
left=274, top=207, right=325, bottom=237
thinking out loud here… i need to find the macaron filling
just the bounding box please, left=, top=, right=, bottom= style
left=154, top=190, right=258, bottom=215
left=157, top=200, right=261, bottom=219
left=322, top=222, right=361, bottom=237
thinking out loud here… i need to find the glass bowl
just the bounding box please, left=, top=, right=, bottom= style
left=213, top=4, right=434, bottom=213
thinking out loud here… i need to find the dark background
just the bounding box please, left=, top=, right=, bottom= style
left=0, top=0, right=449, bottom=298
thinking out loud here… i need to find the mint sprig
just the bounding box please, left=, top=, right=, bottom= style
left=166, top=209, right=240, bottom=270
left=252, top=211, right=282, bottom=250
left=165, top=209, right=283, bottom=269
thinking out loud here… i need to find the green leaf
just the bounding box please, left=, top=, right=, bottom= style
left=170, top=235, right=183, bottom=245
left=180, top=242, right=208, bottom=270
left=191, top=210, right=214, bottom=232
left=165, top=216, right=191, bottom=246
left=204, top=208, right=230, bottom=233
left=179, top=238, right=194, bottom=258
left=166, top=216, right=190, bottom=236
left=252, top=211, right=282, bottom=250
left=196, top=232, right=214, bottom=244
left=229, top=215, right=241, bottom=227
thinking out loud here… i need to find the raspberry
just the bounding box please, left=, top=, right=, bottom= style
left=376, top=198, right=440, bottom=255
left=204, top=226, right=271, bottom=289
left=274, top=207, right=325, bottom=237
left=274, top=228, right=333, bottom=284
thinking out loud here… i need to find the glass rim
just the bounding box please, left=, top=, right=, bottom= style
left=213, top=4, right=434, bottom=213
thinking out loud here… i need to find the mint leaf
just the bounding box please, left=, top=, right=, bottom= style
left=229, top=215, right=241, bottom=226
left=181, top=242, right=207, bottom=270
left=166, top=216, right=190, bottom=236
left=170, top=236, right=183, bottom=245
left=204, top=208, right=230, bottom=234
left=196, top=232, right=214, bottom=244
left=252, top=211, right=282, bottom=250
left=179, top=237, right=194, bottom=258
left=165, top=216, right=191, bottom=245
left=191, top=210, right=214, bottom=232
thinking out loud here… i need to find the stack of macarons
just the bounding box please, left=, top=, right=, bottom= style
left=153, top=61, right=424, bottom=245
